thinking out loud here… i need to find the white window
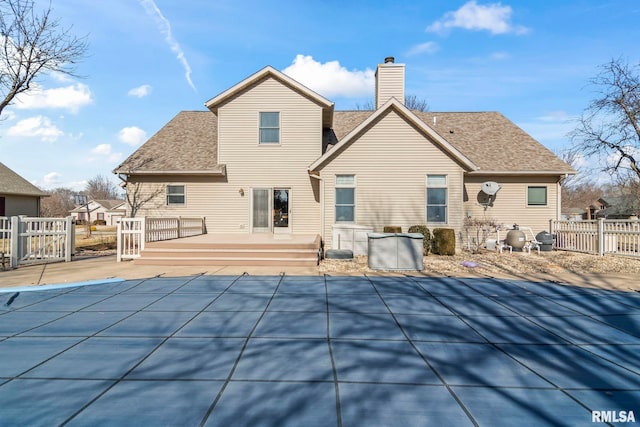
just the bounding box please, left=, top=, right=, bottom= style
left=335, top=175, right=355, bottom=222
left=527, top=186, right=547, bottom=206
left=259, top=112, right=280, bottom=144
left=167, top=185, right=185, bottom=205
left=426, top=175, right=447, bottom=223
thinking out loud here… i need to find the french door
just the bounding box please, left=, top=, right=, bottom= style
left=251, top=188, right=290, bottom=233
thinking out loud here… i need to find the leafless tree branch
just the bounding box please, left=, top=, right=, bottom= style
left=0, top=0, right=88, bottom=118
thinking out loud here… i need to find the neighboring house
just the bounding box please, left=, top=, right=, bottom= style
left=114, top=57, right=575, bottom=250
left=561, top=208, right=587, bottom=221
left=0, top=162, right=48, bottom=217
left=70, top=199, right=126, bottom=225
left=595, top=196, right=640, bottom=219
left=563, top=197, right=639, bottom=220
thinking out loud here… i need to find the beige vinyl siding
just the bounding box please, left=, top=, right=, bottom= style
left=1, top=194, right=40, bottom=217
left=319, top=109, right=465, bottom=249
left=214, top=76, right=322, bottom=234
left=125, top=176, right=229, bottom=230
left=376, top=64, right=405, bottom=109
left=463, top=175, right=560, bottom=235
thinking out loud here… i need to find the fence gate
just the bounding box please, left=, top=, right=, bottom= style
left=1, top=216, right=75, bottom=268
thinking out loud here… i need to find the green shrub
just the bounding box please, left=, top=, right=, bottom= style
left=432, top=228, right=456, bottom=255
left=92, top=219, right=106, bottom=226
left=408, top=225, right=431, bottom=255
left=383, top=226, right=402, bottom=233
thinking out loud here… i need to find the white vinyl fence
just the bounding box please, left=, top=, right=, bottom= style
left=0, top=216, right=75, bottom=268
left=117, top=217, right=206, bottom=261
left=551, top=219, right=640, bottom=258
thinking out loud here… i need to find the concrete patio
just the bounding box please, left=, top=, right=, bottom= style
left=1, top=273, right=639, bottom=426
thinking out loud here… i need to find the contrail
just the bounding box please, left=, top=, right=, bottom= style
left=139, top=0, right=196, bottom=92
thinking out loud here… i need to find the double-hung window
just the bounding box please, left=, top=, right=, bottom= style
left=167, top=185, right=185, bottom=206
left=426, top=175, right=447, bottom=223
left=527, top=186, right=547, bottom=206
left=335, top=175, right=355, bottom=222
left=259, top=112, right=280, bottom=144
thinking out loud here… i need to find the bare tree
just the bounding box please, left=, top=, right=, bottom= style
left=114, top=158, right=163, bottom=217
left=570, top=58, right=640, bottom=181
left=404, top=94, right=429, bottom=112
left=40, top=187, right=75, bottom=217
left=0, top=0, right=88, bottom=118
left=355, top=94, right=429, bottom=112
left=123, top=179, right=163, bottom=218
left=85, top=174, right=120, bottom=200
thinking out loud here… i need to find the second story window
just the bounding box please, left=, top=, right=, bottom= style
left=259, top=112, right=280, bottom=144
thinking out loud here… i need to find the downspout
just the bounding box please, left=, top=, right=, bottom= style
left=309, top=173, right=324, bottom=244
left=557, top=175, right=566, bottom=221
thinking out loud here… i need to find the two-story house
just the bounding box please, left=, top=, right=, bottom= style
left=114, top=57, right=574, bottom=257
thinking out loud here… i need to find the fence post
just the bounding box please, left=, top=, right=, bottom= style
left=597, top=218, right=605, bottom=256
left=140, top=217, right=146, bottom=251
left=10, top=216, right=19, bottom=268
left=65, top=216, right=74, bottom=262
left=116, top=220, right=122, bottom=262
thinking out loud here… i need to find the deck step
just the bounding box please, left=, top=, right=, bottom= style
left=134, top=234, right=321, bottom=267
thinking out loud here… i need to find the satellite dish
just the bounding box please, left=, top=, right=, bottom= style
left=481, top=181, right=501, bottom=196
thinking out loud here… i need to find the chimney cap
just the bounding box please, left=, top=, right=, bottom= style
left=384, top=56, right=395, bottom=64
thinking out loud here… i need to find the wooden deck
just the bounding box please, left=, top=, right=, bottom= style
left=136, top=233, right=322, bottom=267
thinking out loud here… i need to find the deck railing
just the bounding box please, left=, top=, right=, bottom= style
left=551, top=219, right=640, bottom=258
left=146, top=217, right=206, bottom=242
left=1, top=216, right=74, bottom=268
left=117, top=216, right=206, bottom=261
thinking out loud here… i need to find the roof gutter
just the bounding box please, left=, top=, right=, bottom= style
left=467, top=170, right=576, bottom=176
left=113, top=166, right=227, bottom=177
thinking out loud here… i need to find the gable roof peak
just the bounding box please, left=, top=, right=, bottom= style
left=204, top=65, right=334, bottom=119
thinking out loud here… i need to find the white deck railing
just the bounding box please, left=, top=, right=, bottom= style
left=146, top=217, right=205, bottom=242
left=1, top=217, right=11, bottom=268
left=551, top=219, right=640, bottom=258
left=117, top=216, right=205, bottom=261
left=1, top=216, right=74, bottom=268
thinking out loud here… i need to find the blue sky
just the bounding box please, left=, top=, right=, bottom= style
left=2, top=0, right=639, bottom=191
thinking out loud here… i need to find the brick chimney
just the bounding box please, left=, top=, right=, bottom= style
left=375, top=56, right=405, bottom=109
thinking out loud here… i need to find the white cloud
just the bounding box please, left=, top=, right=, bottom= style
left=43, top=172, right=62, bottom=186
left=14, top=83, right=93, bottom=113
left=537, top=111, right=572, bottom=122
left=128, top=84, right=152, bottom=98
left=7, top=116, right=63, bottom=142
left=118, top=126, right=147, bottom=146
left=490, top=51, right=510, bottom=60
left=407, top=42, right=440, bottom=56
left=139, top=0, right=196, bottom=91
left=427, top=1, right=529, bottom=35
left=90, top=143, right=123, bottom=163
left=282, top=55, right=375, bottom=98
left=2, top=109, right=16, bottom=121
left=92, top=143, right=112, bottom=155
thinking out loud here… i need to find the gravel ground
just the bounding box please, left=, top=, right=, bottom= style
left=319, top=250, right=640, bottom=276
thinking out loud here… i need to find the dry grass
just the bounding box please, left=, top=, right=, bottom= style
left=319, top=250, right=640, bottom=276
left=74, top=227, right=117, bottom=254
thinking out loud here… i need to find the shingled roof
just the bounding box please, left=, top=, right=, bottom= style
left=0, top=162, right=48, bottom=197
left=330, top=110, right=574, bottom=174
left=114, top=111, right=224, bottom=175
left=116, top=109, right=574, bottom=176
